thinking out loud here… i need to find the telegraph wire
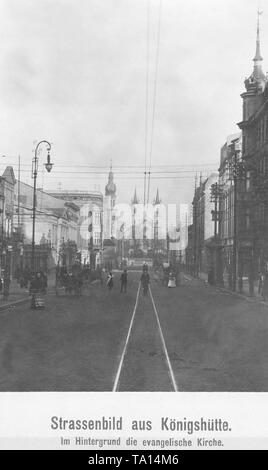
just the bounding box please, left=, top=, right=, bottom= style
left=147, top=0, right=162, bottom=204
left=143, top=0, right=151, bottom=207
left=0, top=161, right=218, bottom=169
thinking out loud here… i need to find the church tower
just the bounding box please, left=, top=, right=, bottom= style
left=237, top=12, right=268, bottom=294
left=241, top=11, right=267, bottom=122
left=103, top=161, right=117, bottom=240
left=105, top=161, right=116, bottom=208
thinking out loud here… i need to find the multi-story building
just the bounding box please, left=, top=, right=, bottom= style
left=0, top=166, right=16, bottom=277
left=219, top=133, right=241, bottom=288
left=192, top=173, right=218, bottom=279
left=192, top=180, right=204, bottom=276
left=237, top=14, right=268, bottom=293
left=48, top=189, right=103, bottom=266
left=14, top=179, right=80, bottom=272
left=177, top=203, right=191, bottom=265
left=185, top=224, right=194, bottom=274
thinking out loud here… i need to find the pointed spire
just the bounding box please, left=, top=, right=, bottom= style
left=154, top=188, right=161, bottom=205
left=244, top=9, right=267, bottom=92
left=105, top=159, right=116, bottom=196
left=254, top=10, right=263, bottom=64
left=132, top=187, right=139, bottom=204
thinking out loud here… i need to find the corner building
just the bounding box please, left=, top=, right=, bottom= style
left=237, top=14, right=268, bottom=291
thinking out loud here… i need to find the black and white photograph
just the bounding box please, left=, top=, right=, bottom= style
left=0, top=0, right=268, bottom=430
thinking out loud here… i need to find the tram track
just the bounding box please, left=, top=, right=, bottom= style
left=112, top=274, right=178, bottom=392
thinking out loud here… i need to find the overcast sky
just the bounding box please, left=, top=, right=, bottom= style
left=0, top=0, right=265, bottom=205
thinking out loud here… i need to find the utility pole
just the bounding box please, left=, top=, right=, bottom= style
left=229, top=140, right=244, bottom=292
left=233, top=157, right=238, bottom=293
left=210, top=181, right=224, bottom=285
left=17, top=155, right=21, bottom=229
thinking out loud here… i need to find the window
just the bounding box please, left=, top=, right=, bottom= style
left=93, top=232, right=101, bottom=245
left=266, top=116, right=268, bottom=141
left=257, top=121, right=261, bottom=148
left=260, top=203, right=265, bottom=226
left=245, top=209, right=250, bottom=229
left=94, top=212, right=101, bottom=225
left=246, top=171, right=251, bottom=191
left=18, top=195, right=27, bottom=204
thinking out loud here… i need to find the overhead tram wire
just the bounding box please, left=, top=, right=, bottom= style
left=0, top=161, right=218, bottom=170
left=24, top=175, right=199, bottom=180
left=144, top=0, right=151, bottom=207
left=147, top=0, right=162, bottom=205
left=9, top=170, right=217, bottom=175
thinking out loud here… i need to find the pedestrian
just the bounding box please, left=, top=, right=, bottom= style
left=208, top=267, right=215, bottom=285
left=168, top=272, right=176, bottom=288
left=30, top=272, right=45, bottom=309
left=258, top=271, right=264, bottom=296
left=143, top=261, right=148, bottom=273
left=99, top=267, right=103, bottom=285
left=120, top=269, right=127, bottom=293
left=262, top=272, right=268, bottom=301
left=106, top=271, right=114, bottom=290
left=140, top=270, right=150, bottom=295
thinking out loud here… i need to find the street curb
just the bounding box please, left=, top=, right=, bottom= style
left=0, top=297, right=30, bottom=311
left=214, top=285, right=268, bottom=306
left=183, top=273, right=268, bottom=307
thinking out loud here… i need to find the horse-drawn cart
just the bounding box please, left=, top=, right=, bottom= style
left=55, top=271, right=83, bottom=296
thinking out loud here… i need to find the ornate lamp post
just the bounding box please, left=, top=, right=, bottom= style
left=31, top=141, right=54, bottom=272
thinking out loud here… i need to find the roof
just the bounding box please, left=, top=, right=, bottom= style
left=2, top=166, right=16, bottom=185
left=49, top=189, right=103, bottom=197
left=226, top=132, right=241, bottom=147
left=64, top=201, right=80, bottom=212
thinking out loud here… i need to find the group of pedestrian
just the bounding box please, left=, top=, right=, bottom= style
left=14, top=266, right=49, bottom=292
left=105, top=262, right=151, bottom=296
left=106, top=269, right=128, bottom=293
left=140, top=262, right=150, bottom=295
left=14, top=266, right=31, bottom=289
left=29, top=272, right=48, bottom=295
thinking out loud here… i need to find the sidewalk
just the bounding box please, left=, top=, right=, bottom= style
left=0, top=278, right=57, bottom=311
left=0, top=280, right=30, bottom=311
left=183, top=273, right=268, bottom=307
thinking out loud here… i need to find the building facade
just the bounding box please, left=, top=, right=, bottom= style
left=219, top=133, right=242, bottom=288
left=14, top=180, right=80, bottom=272
left=0, top=167, right=16, bottom=279
left=192, top=174, right=219, bottom=279
left=237, top=14, right=268, bottom=293
left=48, top=189, right=103, bottom=266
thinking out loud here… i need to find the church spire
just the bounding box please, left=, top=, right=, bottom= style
left=105, top=159, right=116, bottom=197
left=253, top=10, right=263, bottom=66
left=244, top=9, right=267, bottom=95
left=154, top=188, right=161, bottom=205
left=132, top=187, right=139, bottom=204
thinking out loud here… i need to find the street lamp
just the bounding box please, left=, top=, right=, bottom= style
left=31, top=140, right=54, bottom=272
